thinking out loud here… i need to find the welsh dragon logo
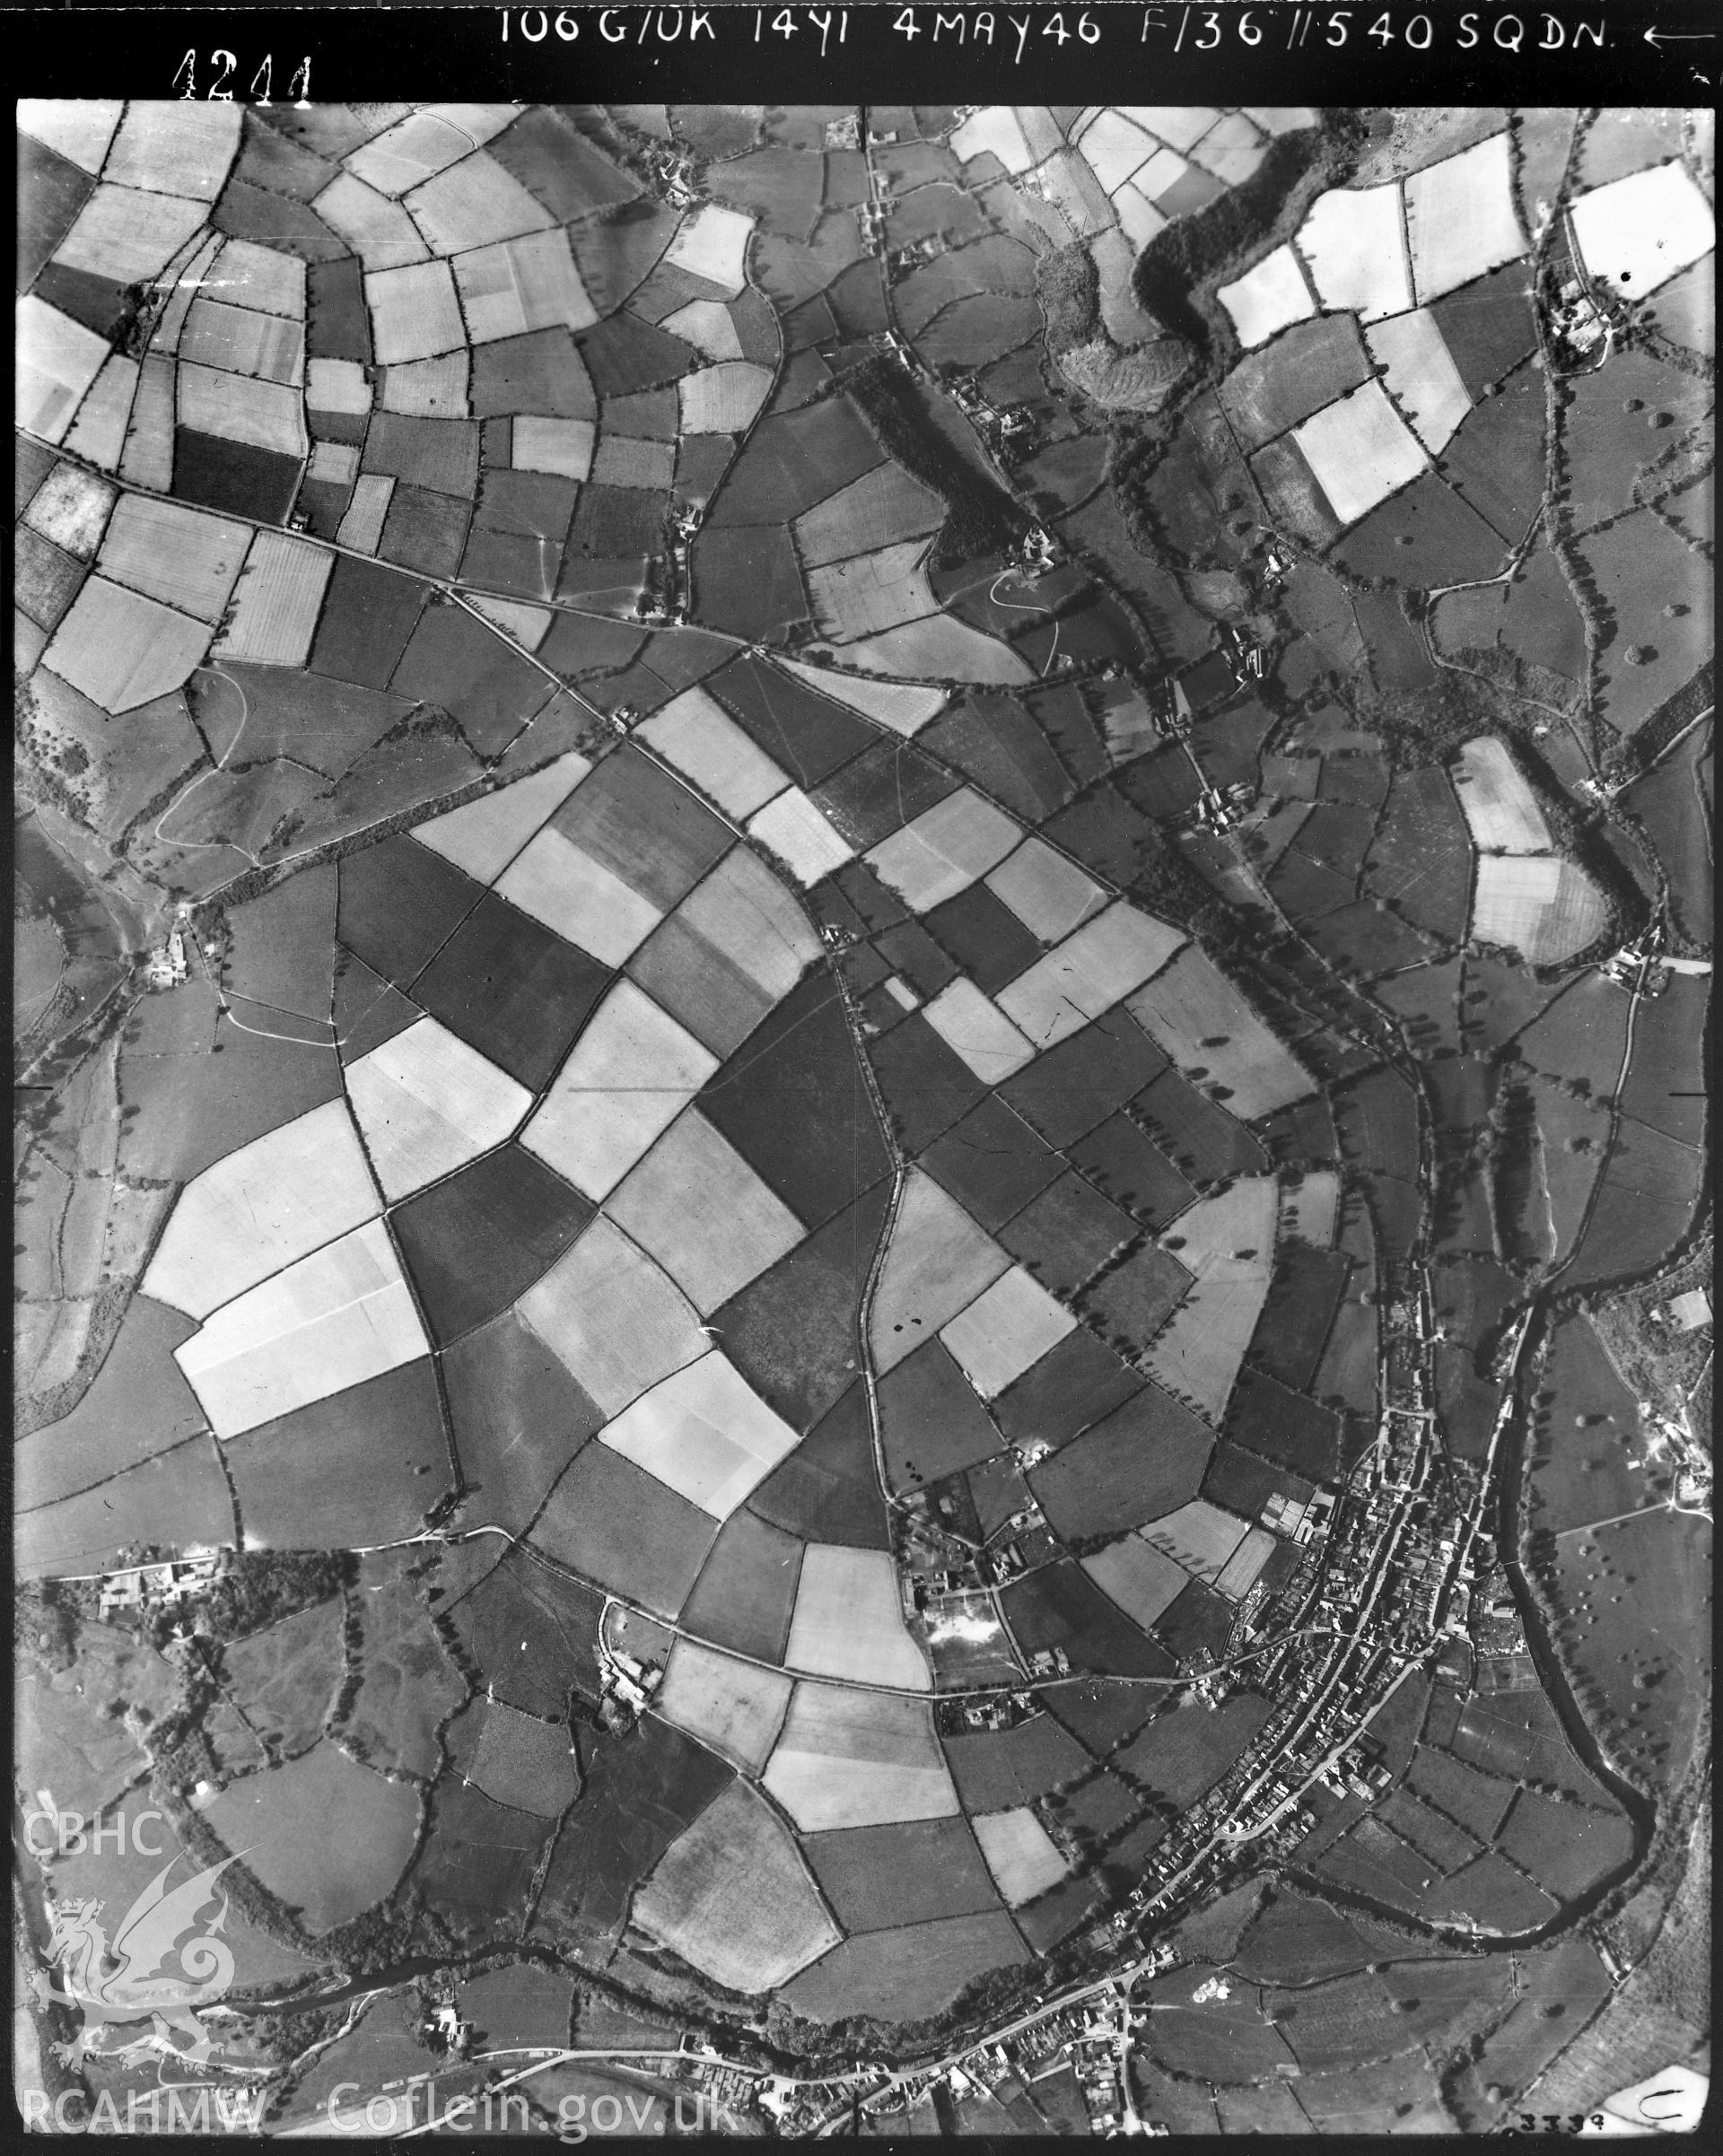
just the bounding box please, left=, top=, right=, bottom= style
left=31, top=1855, right=243, bottom=2072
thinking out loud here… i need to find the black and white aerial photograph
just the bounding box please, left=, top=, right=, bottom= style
left=13, top=8, right=1715, bottom=2139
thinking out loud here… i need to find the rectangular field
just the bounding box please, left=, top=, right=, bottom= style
left=203, top=1739, right=421, bottom=1935
left=1365, top=308, right=1471, bottom=452
left=1069, top=1112, right=1199, bottom=1230
left=793, top=461, right=945, bottom=565
left=1081, top=1536, right=1187, bottom=1632
left=214, top=533, right=334, bottom=667
left=868, top=1167, right=1010, bottom=1375
left=637, top=685, right=790, bottom=819
left=634, top=1778, right=840, bottom=1995
left=1030, top=1382, right=1215, bottom=1541
left=940, top=1263, right=1076, bottom=1398
left=802, top=1816, right=1001, bottom=1933
left=223, top=1357, right=451, bottom=1549
left=995, top=903, right=1185, bottom=1050
left=598, top=1351, right=802, bottom=1522
left=528, top=1441, right=717, bottom=1619
left=1404, top=132, right=1526, bottom=303
left=993, top=1324, right=1144, bottom=1453
left=630, top=850, right=821, bottom=1060
left=523, top=981, right=718, bottom=1200
left=608, top=1107, right=804, bottom=1317
left=97, top=493, right=249, bottom=621
left=143, top=1097, right=377, bottom=1320
left=413, top=891, right=609, bottom=1092
left=875, top=1328, right=996, bottom=1500
left=1452, top=735, right=1552, bottom=851
left=783, top=1545, right=931, bottom=1691
left=974, top=1807, right=1070, bottom=1906
left=1144, top=1176, right=1276, bottom=1406
left=1139, top=1498, right=1249, bottom=1581
left=1404, top=1743, right=1517, bottom=1841
left=1585, top=515, right=1715, bottom=735
left=1216, top=312, right=1372, bottom=450
left=654, top=1637, right=793, bottom=1774
left=1117, top=1694, right=1273, bottom=1808
left=942, top=1714, right=1091, bottom=1813
left=783, top=1911, right=1028, bottom=2028
left=1293, top=379, right=1428, bottom=527
left=1525, top=1314, right=1652, bottom=1534
left=345, top=1016, right=531, bottom=1200
left=1001, top=1560, right=1176, bottom=1680
left=1496, top=1786, right=1634, bottom=1902
left=1126, top=945, right=1315, bottom=1122
left=41, top=575, right=213, bottom=715
left=763, top=1682, right=958, bottom=1830
left=1248, top=1241, right=1350, bottom=1391
left=517, top=1215, right=705, bottom=1416
left=998, top=1170, right=1135, bottom=1296
left=18, top=1436, right=236, bottom=1577
left=1296, top=180, right=1413, bottom=319
left=174, top=1219, right=426, bottom=1439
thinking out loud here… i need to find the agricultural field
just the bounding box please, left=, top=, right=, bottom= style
left=1524, top=1314, right=1661, bottom=1536
left=784, top=1910, right=1030, bottom=2029
left=1436, top=545, right=1589, bottom=686
left=1577, top=509, right=1712, bottom=736
left=1533, top=1506, right=1711, bottom=1791
left=12, top=88, right=1710, bottom=2119
left=534, top=1714, right=731, bottom=1943
left=202, top=1738, right=421, bottom=1935
left=633, top=1779, right=840, bottom=1994
left=337, top=1549, right=466, bottom=1777
left=1473, top=854, right=1611, bottom=965
left=1451, top=736, right=1552, bottom=853
left=214, top=1593, right=345, bottom=1759
left=1565, top=1113, right=1707, bottom=1287
left=16, top=1616, right=181, bottom=1824
left=1625, top=723, right=1712, bottom=947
